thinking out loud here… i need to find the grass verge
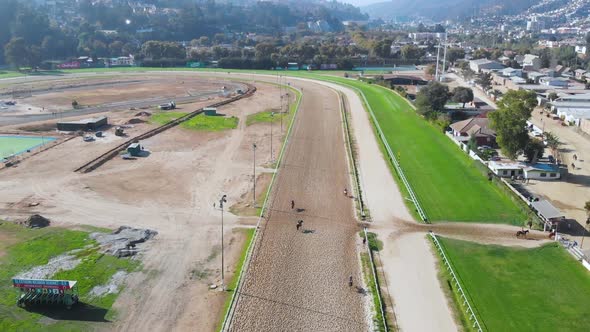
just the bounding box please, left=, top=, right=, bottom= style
left=0, top=222, right=140, bottom=331
left=150, top=112, right=238, bottom=131
left=299, top=76, right=524, bottom=223
left=216, top=228, right=254, bottom=332
left=438, top=237, right=590, bottom=331
left=246, top=109, right=287, bottom=126
left=360, top=252, right=387, bottom=332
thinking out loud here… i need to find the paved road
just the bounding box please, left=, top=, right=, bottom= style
left=228, top=79, right=366, bottom=331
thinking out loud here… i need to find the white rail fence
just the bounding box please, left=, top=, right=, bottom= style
left=351, top=85, right=428, bottom=222
left=429, top=232, right=485, bottom=332
left=363, top=228, right=389, bottom=332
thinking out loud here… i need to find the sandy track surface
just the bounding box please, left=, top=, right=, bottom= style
left=228, top=80, right=367, bottom=331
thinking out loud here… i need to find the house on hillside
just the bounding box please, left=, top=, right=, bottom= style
left=501, top=67, right=522, bottom=77
left=540, top=77, right=569, bottom=88
left=522, top=54, right=541, bottom=71
left=575, top=69, right=587, bottom=80
left=449, top=117, right=496, bottom=146
left=469, top=59, right=504, bottom=73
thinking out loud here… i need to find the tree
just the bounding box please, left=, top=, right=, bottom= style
left=489, top=90, right=537, bottom=160
left=425, top=64, right=436, bottom=77
left=415, top=81, right=450, bottom=116
left=400, top=44, right=422, bottom=60
left=467, top=134, right=478, bottom=152
left=4, top=37, right=27, bottom=69
left=544, top=132, right=561, bottom=156
left=523, top=139, right=545, bottom=162
left=452, top=87, right=474, bottom=108
left=476, top=72, right=493, bottom=91
left=463, top=68, right=475, bottom=80
left=446, top=48, right=465, bottom=64
left=548, top=92, right=558, bottom=101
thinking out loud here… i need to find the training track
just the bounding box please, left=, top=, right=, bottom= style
left=227, top=79, right=367, bottom=331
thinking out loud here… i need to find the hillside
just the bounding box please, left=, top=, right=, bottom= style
left=362, top=0, right=539, bottom=20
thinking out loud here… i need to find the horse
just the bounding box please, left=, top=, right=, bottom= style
left=516, top=229, right=529, bottom=238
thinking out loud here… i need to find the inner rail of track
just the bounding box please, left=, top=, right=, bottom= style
left=74, top=83, right=256, bottom=173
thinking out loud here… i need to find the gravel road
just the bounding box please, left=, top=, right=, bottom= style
left=228, top=80, right=367, bottom=331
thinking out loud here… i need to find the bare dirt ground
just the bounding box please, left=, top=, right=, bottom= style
left=529, top=108, right=590, bottom=254
left=0, top=75, right=287, bottom=332
left=0, top=74, right=244, bottom=126
left=228, top=80, right=368, bottom=331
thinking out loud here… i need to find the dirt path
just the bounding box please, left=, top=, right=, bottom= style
left=228, top=80, right=367, bottom=331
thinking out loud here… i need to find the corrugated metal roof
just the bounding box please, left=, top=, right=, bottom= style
left=531, top=200, right=563, bottom=220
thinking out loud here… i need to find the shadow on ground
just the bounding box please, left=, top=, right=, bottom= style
left=25, top=302, right=110, bottom=322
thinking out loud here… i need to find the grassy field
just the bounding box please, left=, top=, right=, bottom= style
left=246, top=109, right=287, bottom=126
left=150, top=112, right=238, bottom=131
left=439, top=237, right=590, bottom=331
left=0, top=222, right=139, bottom=331
left=0, top=136, right=55, bottom=160
left=295, top=75, right=524, bottom=223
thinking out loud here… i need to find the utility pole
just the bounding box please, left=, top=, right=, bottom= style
left=219, top=194, right=227, bottom=290
left=252, top=143, right=257, bottom=205
left=441, top=33, right=448, bottom=81
left=435, top=38, right=441, bottom=81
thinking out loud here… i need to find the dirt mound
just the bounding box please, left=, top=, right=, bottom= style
left=24, top=214, right=50, bottom=228
left=126, top=118, right=146, bottom=124
left=91, top=226, right=158, bottom=257
left=135, top=111, right=152, bottom=117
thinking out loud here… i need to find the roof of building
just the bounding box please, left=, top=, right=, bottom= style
left=575, top=69, right=587, bottom=74
left=488, top=160, right=525, bottom=170
left=523, top=54, right=539, bottom=64
left=556, top=92, right=590, bottom=101
left=526, top=163, right=560, bottom=172
left=449, top=117, right=495, bottom=137
left=531, top=199, right=564, bottom=220
left=552, top=101, right=590, bottom=108
left=128, top=143, right=141, bottom=149
left=57, top=116, right=107, bottom=125
left=511, top=77, right=527, bottom=84
left=528, top=72, right=546, bottom=78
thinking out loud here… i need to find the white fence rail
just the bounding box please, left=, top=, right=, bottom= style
left=364, top=228, right=389, bottom=332
left=352, top=85, right=428, bottom=222
left=429, top=232, right=484, bottom=332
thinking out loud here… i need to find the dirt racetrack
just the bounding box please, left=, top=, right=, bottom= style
left=228, top=80, right=368, bottom=331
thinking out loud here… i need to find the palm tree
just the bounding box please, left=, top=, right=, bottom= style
left=544, top=132, right=562, bottom=158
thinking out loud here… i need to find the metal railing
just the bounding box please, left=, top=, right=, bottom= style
left=429, top=232, right=484, bottom=332
left=338, top=91, right=367, bottom=220
left=363, top=228, right=389, bottom=332
left=349, top=84, right=428, bottom=222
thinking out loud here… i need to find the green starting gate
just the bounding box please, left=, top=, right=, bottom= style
left=13, top=278, right=79, bottom=309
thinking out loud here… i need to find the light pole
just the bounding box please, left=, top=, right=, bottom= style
left=219, top=194, right=227, bottom=290
left=252, top=143, right=257, bottom=205
left=270, top=112, right=274, bottom=162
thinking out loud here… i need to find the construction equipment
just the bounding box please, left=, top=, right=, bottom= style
left=115, top=127, right=125, bottom=136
